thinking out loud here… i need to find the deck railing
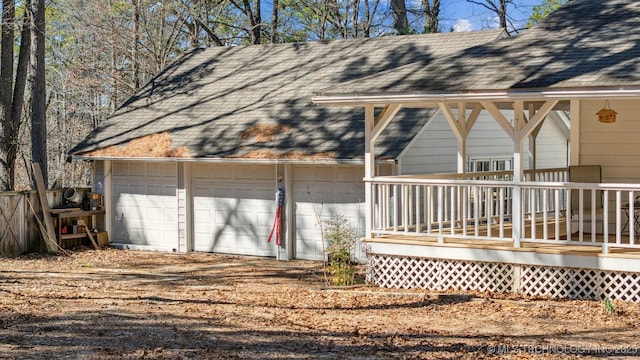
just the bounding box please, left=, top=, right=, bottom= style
left=369, top=173, right=640, bottom=253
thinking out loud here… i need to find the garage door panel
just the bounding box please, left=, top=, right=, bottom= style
left=112, top=161, right=178, bottom=249
left=129, top=163, right=145, bottom=176
left=193, top=164, right=276, bottom=256
left=237, top=211, right=257, bottom=228
left=212, top=234, right=235, bottom=250
left=294, top=165, right=365, bottom=261
left=214, top=209, right=235, bottom=226
left=129, top=184, right=145, bottom=194
left=113, top=162, right=129, bottom=176
left=163, top=208, right=177, bottom=222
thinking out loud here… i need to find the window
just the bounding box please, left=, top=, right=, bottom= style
left=468, top=157, right=512, bottom=172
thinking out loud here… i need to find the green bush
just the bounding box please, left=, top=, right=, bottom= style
left=324, top=215, right=356, bottom=286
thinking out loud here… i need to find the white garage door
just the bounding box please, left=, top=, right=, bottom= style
left=192, top=164, right=277, bottom=257
left=111, top=161, right=178, bottom=250
left=293, top=165, right=366, bottom=261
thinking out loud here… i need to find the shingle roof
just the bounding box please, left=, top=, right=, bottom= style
left=70, top=30, right=503, bottom=160
left=316, top=0, right=640, bottom=98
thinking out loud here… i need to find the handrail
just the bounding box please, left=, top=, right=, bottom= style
left=387, top=167, right=568, bottom=182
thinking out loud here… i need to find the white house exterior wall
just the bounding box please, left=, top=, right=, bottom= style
left=399, top=110, right=569, bottom=175
left=579, top=99, right=640, bottom=183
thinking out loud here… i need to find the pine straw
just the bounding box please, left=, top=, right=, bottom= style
left=233, top=150, right=337, bottom=160
left=241, top=124, right=291, bottom=143
left=84, top=132, right=190, bottom=158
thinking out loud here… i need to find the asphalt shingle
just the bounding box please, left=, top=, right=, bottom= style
left=317, top=0, right=640, bottom=97
left=70, top=30, right=503, bottom=160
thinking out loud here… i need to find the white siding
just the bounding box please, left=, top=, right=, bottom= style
left=293, top=164, right=366, bottom=261
left=534, top=114, right=569, bottom=169
left=399, top=109, right=569, bottom=175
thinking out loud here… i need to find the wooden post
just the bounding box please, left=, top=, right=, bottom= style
left=78, top=219, right=99, bottom=249
left=32, top=163, right=58, bottom=253
left=365, top=105, right=375, bottom=238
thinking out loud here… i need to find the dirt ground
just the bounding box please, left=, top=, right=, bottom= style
left=1, top=249, right=640, bottom=359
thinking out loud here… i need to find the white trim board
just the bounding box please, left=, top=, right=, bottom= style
left=365, top=241, right=640, bottom=273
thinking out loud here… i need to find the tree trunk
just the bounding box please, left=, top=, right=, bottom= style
left=1, top=0, right=15, bottom=190
left=133, top=0, right=141, bottom=89
left=391, top=0, right=409, bottom=34
left=467, top=0, right=510, bottom=32
left=30, top=0, right=48, bottom=187
left=498, top=0, right=507, bottom=29
left=242, top=0, right=261, bottom=44
left=422, top=0, right=440, bottom=33
left=1, top=0, right=30, bottom=190
left=270, top=0, right=278, bottom=43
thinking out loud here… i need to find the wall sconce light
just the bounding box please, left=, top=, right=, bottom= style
left=596, top=100, right=617, bottom=123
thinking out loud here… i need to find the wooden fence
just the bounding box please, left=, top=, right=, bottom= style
left=0, top=189, right=70, bottom=256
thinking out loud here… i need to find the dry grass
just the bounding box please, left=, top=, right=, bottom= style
left=2, top=249, right=640, bottom=359
left=84, top=132, right=190, bottom=158
left=235, top=150, right=337, bottom=159
left=241, top=124, right=291, bottom=143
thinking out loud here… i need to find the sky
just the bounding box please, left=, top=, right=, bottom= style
left=438, top=0, right=544, bottom=33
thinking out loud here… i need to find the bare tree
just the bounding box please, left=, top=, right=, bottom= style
left=391, top=0, right=409, bottom=34
left=271, top=0, right=279, bottom=43
left=1, top=0, right=31, bottom=190
left=422, top=0, right=439, bottom=33
left=30, top=0, right=48, bottom=185
left=230, top=0, right=262, bottom=44
left=466, top=0, right=524, bottom=34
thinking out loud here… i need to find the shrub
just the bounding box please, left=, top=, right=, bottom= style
left=324, top=215, right=356, bottom=286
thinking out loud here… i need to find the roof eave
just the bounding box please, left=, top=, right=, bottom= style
left=71, top=154, right=396, bottom=165
left=313, top=87, right=640, bottom=106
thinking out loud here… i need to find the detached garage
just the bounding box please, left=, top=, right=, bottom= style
left=71, top=30, right=519, bottom=260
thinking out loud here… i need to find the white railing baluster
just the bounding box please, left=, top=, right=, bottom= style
left=566, top=190, right=572, bottom=242
left=616, top=190, right=622, bottom=245
left=603, top=191, right=609, bottom=252
left=554, top=189, right=560, bottom=240
left=579, top=189, right=584, bottom=243
left=499, top=187, right=505, bottom=238
left=463, top=186, right=468, bottom=236
left=415, top=185, right=421, bottom=234
left=591, top=189, right=597, bottom=243
left=393, top=184, right=399, bottom=232
left=438, top=186, right=444, bottom=235
left=404, top=185, right=410, bottom=232
left=543, top=188, right=548, bottom=240
left=427, top=186, right=432, bottom=233
left=627, top=191, right=636, bottom=244
left=529, top=188, right=536, bottom=240
left=473, top=185, right=480, bottom=237
left=486, top=186, right=492, bottom=238
left=449, top=187, right=459, bottom=235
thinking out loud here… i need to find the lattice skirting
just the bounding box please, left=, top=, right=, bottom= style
left=366, top=254, right=640, bottom=302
